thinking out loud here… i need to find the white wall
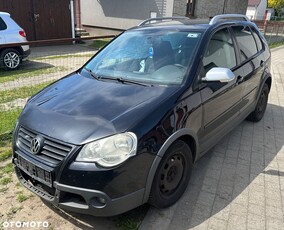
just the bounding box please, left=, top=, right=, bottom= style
left=246, top=0, right=267, bottom=20
left=255, top=0, right=267, bottom=20
left=246, top=6, right=256, bottom=20
left=81, top=0, right=174, bottom=30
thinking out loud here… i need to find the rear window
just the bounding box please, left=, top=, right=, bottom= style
left=0, top=17, right=7, bottom=30
left=251, top=29, right=263, bottom=51
left=232, top=26, right=258, bottom=62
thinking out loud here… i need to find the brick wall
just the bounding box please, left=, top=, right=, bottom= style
left=173, top=0, right=187, bottom=16
left=194, top=0, right=248, bottom=18
left=172, top=0, right=248, bottom=18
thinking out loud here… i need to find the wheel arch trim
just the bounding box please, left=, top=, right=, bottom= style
left=142, top=128, right=199, bottom=203
left=257, top=73, right=272, bottom=101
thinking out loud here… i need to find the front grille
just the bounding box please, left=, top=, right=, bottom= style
left=17, top=126, right=73, bottom=165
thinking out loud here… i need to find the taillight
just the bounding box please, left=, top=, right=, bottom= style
left=19, top=30, right=26, bottom=38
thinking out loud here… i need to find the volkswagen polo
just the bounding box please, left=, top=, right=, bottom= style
left=12, top=14, right=271, bottom=216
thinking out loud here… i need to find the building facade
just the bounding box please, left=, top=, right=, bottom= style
left=80, top=0, right=249, bottom=34
left=246, top=0, right=267, bottom=20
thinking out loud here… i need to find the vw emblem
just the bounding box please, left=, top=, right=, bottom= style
left=30, top=136, right=44, bottom=154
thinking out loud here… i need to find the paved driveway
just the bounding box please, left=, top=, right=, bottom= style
left=140, top=47, right=284, bottom=230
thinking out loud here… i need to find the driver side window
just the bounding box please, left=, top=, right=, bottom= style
left=203, top=28, right=236, bottom=73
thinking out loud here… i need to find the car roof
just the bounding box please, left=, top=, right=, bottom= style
left=0, top=12, right=10, bottom=17
left=130, top=14, right=255, bottom=32
left=131, top=23, right=210, bottom=32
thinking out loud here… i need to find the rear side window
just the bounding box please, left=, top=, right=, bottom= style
left=0, top=17, right=7, bottom=30
left=251, top=29, right=263, bottom=51
left=232, top=26, right=258, bottom=62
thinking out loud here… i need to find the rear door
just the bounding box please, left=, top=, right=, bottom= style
left=231, top=25, right=265, bottom=114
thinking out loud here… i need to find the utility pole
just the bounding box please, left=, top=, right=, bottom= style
left=222, top=0, right=229, bottom=13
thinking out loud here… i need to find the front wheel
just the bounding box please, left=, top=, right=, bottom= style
left=0, top=48, right=21, bottom=70
left=149, top=140, right=193, bottom=208
left=246, top=83, right=269, bottom=122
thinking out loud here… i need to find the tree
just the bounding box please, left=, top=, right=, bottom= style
left=268, top=0, right=284, bottom=9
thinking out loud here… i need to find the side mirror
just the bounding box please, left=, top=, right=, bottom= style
left=202, top=67, right=235, bottom=82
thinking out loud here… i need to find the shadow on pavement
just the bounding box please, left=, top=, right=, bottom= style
left=42, top=198, right=149, bottom=229
left=34, top=103, right=284, bottom=229
left=21, top=60, right=54, bottom=70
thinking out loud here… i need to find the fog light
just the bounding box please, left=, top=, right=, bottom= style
left=90, top=196, right=107, bottom=207
left=98, top=197, right=106, bottom=205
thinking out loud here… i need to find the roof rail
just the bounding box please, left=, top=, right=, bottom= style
left=138, top=17, right=188, bottom=26
left=209, top=14, right=250, bottom=25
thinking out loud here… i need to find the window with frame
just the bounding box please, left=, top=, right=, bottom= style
left=203, top=28, right=236, bottom=73
left=0, top=17, right=7, bottom=30
left=232, top=26, right=258, bottom=62
left=251, top=29, right=263, bottom=52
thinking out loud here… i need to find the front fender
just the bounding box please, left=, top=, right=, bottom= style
left=142, top=128, right=199, bottom=203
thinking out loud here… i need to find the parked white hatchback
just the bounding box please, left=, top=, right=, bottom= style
left=0, top=11, right=30, bottom=70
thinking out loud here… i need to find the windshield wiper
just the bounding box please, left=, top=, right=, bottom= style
left=84, top=67, right=101, bottom=80
left=100, top=76, right=152, bottom=87
left=84, top=68, right=152, bottom=87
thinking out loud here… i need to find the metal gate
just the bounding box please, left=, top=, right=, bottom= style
left=0, top=0, right=72, bottom=41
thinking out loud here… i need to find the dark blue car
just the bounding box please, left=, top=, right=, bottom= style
left=12, top=14, right=271, bottom=216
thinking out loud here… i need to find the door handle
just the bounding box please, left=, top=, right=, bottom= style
left=260, top=60, right=264, bottom=67
left=237, top=76, right=244, bottom=84
left=34, top=14, right=40, bottom=22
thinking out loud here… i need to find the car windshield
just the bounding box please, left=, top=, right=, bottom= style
left=85, top=29, right=202, bottom=86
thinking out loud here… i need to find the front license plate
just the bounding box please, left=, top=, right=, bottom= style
left=17, top=155, right=52, bottom=187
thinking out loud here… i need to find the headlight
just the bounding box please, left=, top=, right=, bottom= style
left=76, top=132, right=137, bottom=167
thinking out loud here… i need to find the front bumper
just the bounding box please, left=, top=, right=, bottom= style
left=12, top=123, right=154, bottom=216
left=14, top=159, right=145, bottom=216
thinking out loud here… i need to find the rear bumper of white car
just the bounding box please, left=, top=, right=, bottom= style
left=21, top=45, right=30, bottom=61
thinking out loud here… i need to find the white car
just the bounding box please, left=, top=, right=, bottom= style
left=0, top=11, right=30, bottom=70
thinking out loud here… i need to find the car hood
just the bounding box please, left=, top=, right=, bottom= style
left=19, top=72, right=178, bottom=145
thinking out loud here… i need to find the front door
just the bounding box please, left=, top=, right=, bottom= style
left=198, top=27, right=243, bottom=153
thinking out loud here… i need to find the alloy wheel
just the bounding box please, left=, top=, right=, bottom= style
left=4, top=51, right=20, bottom=69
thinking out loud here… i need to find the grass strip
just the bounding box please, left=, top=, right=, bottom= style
left=0, top=176, right=12, bottom=185
left=0, top=132, right=12, bottom=147
left=0, top=163, right=14, bottom=176
left=89, top=39, right=112, bottom=50
left=0, top=109, right=22, bottom=134
left=113, top=204, right=149, bottom=230
left=17, top=192, right=33, bottom=202
left=269, top=41, right=284, bottom=49
left=31, top=53, right=94, bottom=61
left=7, top=206, right=23, bottom=217
left=0, top=148, right=12, bottom=162
left=0, top=80, right=54, bottom=104
left=0, top=66, right=66, bottom=84
left=0, top=133, right=12, bottom=162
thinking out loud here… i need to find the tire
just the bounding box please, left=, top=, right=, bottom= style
left=0, top=48, right=21, bottom=70
left=149, top=140, right=193, bottom=208
left=246, top=83, right=269, bottom=122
